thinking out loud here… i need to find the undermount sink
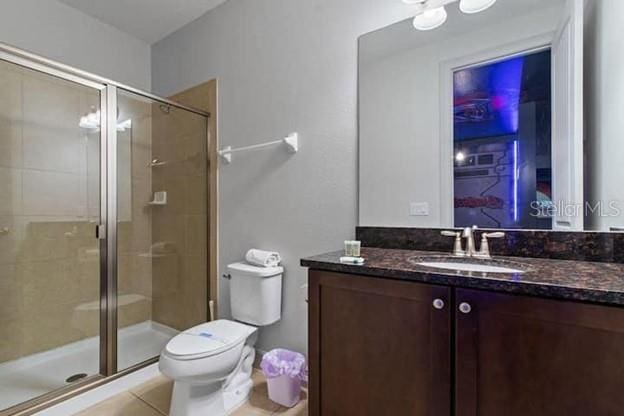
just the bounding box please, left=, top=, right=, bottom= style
left=409, top=256, right=528, bottom=274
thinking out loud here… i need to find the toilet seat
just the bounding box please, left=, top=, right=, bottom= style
left=164, top=320, right=255, bottom=361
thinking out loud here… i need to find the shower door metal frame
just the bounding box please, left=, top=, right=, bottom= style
left=100, top=85, right=118, bottom=377
left=0, top=42, right=210, bottom=416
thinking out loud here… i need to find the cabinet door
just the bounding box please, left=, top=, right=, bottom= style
left=309, top=270, right=451, bottom=416
left=455, top=289, right=624, bottom=416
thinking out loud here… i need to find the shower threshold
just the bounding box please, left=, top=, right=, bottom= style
left=0, top=321, right=177, bottom=411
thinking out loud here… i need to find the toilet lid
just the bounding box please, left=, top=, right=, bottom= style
left=165, top=320, right=255, bottom=360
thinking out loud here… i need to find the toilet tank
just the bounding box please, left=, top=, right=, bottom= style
left=227, top=262, right=283, bottom=326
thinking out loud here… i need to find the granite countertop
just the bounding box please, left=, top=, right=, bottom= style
left=300, top=247, right=624, bottom=306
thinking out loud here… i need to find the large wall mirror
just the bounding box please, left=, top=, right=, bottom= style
left=358, top=0, right=622, bottom=232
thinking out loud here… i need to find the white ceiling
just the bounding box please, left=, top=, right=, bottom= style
left=57, top=0, right=228, bottom=44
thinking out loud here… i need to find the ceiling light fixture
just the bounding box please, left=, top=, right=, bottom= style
left=412, top=6, right=448, bottom=31
left=403, top=0, right=497, bottom=31
left=459, top=0, right=497, bottom=14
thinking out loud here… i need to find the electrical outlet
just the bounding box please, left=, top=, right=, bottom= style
left=410, top=202, right=429, bottom=216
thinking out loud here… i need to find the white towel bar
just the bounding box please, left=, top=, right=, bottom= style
left=218, top=132, right=298, bottom=164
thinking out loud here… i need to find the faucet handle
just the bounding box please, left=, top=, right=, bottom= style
left=441, top=230, right=465, bottom=257
left=475, top=231, right=506, bottom=259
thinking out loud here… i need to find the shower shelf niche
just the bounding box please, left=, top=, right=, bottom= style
left=148, top=191, right=167, bottom=206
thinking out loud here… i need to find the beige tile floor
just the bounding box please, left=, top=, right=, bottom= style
left=76, top=370, right=308, bottom=416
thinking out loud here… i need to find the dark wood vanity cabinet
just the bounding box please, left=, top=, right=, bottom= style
left=309, top=271, right=624, bottom=416
left=308, top=270, right=452, bottom=416
left=455, top=288, right=624, bottom=416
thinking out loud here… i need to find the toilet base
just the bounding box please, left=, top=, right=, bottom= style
left=169, top=381, right=225, bottom=416
left=168, top=344, right=256, bottom=416
left=223, top=344, right=255, bottom=413
left=223, top=378, right=253, bottom=413
left=168, top=378, right=253, bottom=416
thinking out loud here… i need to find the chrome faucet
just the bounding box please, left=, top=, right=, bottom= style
left=441, top=226, right=505, bottom=258
left=462, top=226, right=478, bottom=257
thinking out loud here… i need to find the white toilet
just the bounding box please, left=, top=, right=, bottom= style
left=159, top=262, right=283, bottom=416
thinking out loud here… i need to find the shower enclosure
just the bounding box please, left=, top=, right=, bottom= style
left=0, top=44, right=210, bottom=415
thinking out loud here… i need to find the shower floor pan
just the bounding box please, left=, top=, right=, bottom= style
left=0, top=320, right=177, bottom=411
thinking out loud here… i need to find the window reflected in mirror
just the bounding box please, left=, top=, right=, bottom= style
left=453, top=49, right=552, bottom=229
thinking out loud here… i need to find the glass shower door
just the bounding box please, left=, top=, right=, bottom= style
left=0, top=58, right=103, bottom=411
left=115, top=88, right=209, bottom=371
left=0, top=44, right=211, bottom=413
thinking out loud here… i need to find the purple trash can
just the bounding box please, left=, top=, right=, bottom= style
left=260, top=349, right=307, bottom=408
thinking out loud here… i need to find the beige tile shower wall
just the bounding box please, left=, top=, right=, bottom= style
left=150, top=85, right=210, bottom=331
left=0, top=62, right=154, bottom=364
left=0, top=61, right=102, bottom=363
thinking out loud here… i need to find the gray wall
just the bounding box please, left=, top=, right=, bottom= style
left=151, top=0, right=413, bottom=354
left=0, top=0, right=151, bottom=90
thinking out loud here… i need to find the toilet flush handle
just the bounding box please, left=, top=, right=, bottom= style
left=222, top=273, right=231, bottom=280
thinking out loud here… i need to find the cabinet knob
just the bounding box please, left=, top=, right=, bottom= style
left=432, top=299, right=445, bottom=310
left=459, top=302, right=472, bottom=314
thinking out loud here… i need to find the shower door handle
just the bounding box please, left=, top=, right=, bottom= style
left=96, top=224, right=106, bottom=240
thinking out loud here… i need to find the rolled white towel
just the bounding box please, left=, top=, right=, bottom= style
left=246, top=249, right=281, bottom=267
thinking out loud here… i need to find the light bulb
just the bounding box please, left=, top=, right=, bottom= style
left=459, top=0, right=497, bottom=14
left=412, top=6, right=447, bottom=31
